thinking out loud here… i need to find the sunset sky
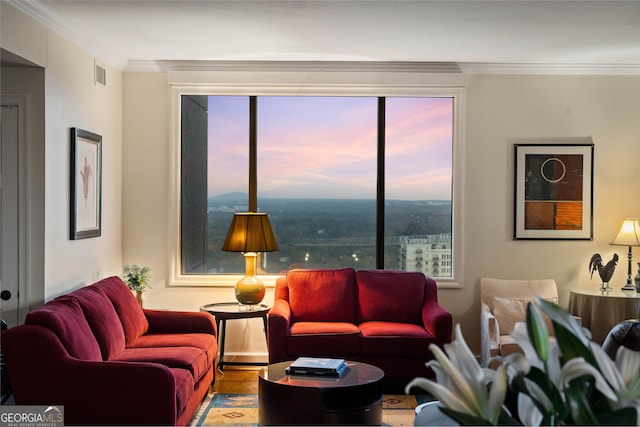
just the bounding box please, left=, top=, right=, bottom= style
left=208, top=96, right=453, bottom=201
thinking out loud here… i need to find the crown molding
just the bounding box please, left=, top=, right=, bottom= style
left=126, top=60, right=463, bottom=74
left=8, top=0, right=128, bottom=69
left=459, top=62, right=640, bottom=75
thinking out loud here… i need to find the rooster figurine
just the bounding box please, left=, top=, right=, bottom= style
left=589, top=253, right=618, bottom=290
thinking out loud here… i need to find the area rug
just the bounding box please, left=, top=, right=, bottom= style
left=190, top=393, right=433, bottom=426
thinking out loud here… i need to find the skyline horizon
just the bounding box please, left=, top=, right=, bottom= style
left=207, top=95, right=454, bottom=200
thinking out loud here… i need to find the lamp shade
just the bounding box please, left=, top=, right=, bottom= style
left=222, top=212, right=279, bottom=253
left=610, top=218, right=640, bottom=247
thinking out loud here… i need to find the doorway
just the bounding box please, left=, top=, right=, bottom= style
left=0, top=98, right=27, bottom=327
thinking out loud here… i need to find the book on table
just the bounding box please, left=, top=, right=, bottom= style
left=285, top=357, right=348, bottom=377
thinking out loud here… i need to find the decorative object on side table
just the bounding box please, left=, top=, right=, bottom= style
left=589, top=253, right=618, bottom=291
left=222, top=212, right=278, bottom=305
left=122, top=264, right=152, bottom=306
left=407, top=298, right=640, bottom=426
left=635, top=262, right=640, bottom=292
left=610, top=218, right=640, bottom=292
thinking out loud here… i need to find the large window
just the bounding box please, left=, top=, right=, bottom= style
left=180, top=94, right=455, bottom=280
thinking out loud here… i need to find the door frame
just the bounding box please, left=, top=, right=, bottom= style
left=1, top=95, right=29, bottom=327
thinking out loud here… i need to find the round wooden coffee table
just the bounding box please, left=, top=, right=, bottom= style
left=258, top=360, right=384, bottom=425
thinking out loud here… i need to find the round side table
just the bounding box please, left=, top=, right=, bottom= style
left=200, top=302, right=270, bottom=370
left=258, top=361, right=384, bottom=425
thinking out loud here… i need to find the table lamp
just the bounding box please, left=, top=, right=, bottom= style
left=610, top=218, right=640, bottom=292
left=222, top=212, right=279, bottom=305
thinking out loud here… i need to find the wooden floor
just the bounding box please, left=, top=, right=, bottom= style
left=210, top=367, right=260, bottom=394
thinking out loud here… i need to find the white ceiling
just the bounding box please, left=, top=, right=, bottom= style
left=11, top=0, right=640, bottom=73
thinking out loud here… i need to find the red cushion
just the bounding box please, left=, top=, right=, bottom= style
left=287, top=268, right=357, bottom=323
left=67, top=286, right=126, bottom=360
left=93, top=276, right=149, bottom=344
left=287, top=321, right=361, bottom=356
left=356, top=270, right=425, bottom=324
left=359, top=321, right=435, bottom=357
left=113, top=347, right=210, bottom=382
left=24, top=298, right=102, bottom=361
left=129, top=333, right=216, bottom=367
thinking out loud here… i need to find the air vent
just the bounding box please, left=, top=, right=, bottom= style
left=94, top=60, right=106, bottom=86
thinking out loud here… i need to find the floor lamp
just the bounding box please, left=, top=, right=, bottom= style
left=222, top=212, right=279, bottom=305
left=611, top=218, right=640, bottom=292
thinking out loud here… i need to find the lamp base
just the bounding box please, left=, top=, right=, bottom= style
left=235, top=275, right=266, bottom=305
left=621, top=283, right=637, bottom=292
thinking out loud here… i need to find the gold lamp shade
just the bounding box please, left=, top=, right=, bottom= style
left=222, top=212, right=278, bottom=304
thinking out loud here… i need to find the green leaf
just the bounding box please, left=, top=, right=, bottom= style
left=553, top=322, right=597, bottom=366
left=535, top=297, right=588, bottom=345
left=596, top=407, right=638, bottom=426
left=564, top=383, right=599, bottom=425
left=526, top=302, right=549, bottom=362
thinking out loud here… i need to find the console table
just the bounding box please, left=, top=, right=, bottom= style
left=568, top=288, right=640, bottom=343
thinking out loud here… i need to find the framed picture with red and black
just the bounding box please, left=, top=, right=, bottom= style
left=514, top=140, right=594, bottom=240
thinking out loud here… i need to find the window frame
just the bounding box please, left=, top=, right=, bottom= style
left=168, top=70, right=465, bottom=289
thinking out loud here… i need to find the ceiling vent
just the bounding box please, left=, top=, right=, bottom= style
left=94, top=60, right=106, bottom=86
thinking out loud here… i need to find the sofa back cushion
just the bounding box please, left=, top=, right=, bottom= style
left=67, top=286, right=126, bottom=360
left=356, top=270, right=425, bottom=325
left=287, top=268, right=357, bottom=323
left=25, top=298, right=102, bottom=361
left=94, top=276, right=149, bottom=344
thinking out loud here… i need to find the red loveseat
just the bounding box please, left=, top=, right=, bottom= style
left=267, top=268, right=452, bottom=387
left=1, top=276, right=217, bottom=426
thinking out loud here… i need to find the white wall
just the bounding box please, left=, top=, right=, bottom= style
left=446, top=74, right=640, bottom=350
left=123, top=72, right=640, bottom=355
left=1, top=3, right=124, bottom=300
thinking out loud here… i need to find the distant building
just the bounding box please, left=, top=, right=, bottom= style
left=399, top=234, right=452, bottom=277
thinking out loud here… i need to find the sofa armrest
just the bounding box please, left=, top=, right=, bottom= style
left=267, top=298, right=291, bottom=364
left=2, top=325, right=179, bottom=425
left=421, top=299, right=452, bottom=348
left=480, top=302, right=500, bottom=367
left=144, top=308, right=217, bottom=336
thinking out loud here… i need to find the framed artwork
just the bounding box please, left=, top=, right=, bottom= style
left=70, top=128, right=102, bottom=239
left=514, top=142, right=594, bottom=240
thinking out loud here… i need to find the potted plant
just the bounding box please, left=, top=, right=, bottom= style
left=122, top=264, right=152, bottom=306
left=407, top=298, right=640, bottom=425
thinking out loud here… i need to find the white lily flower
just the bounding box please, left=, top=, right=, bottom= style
left=518, top=393, right=544, bottom=427
left=562, top=357, right=617, bottom=401
left=588, top=343, right=640, bottom=422
left=510, top=321, right=563, bottom=390
left=405, top=324, right=507, bottom=424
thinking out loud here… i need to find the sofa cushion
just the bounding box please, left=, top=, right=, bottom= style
left=288, top=321, right=361, bottom=356
left=491, top=296, right=557, bottom=335
left=67, top=286, right=126, bottom=360
left=356, top=270, right=425, bottom=325
left=287, top=268, right=357, bottom=323
left=113, top=347, right=210, bottom=382
left=93, top=276, right=149, bottom=344
left=24, top=298, right=102, bottom=361
left=128, top=333, right=216, bottom=368
left=359, top=321, right=435, bottom=357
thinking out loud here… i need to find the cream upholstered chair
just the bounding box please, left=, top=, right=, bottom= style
left=480, top=277, right=558, bottom=368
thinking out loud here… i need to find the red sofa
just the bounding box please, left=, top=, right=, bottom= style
left=1, top=276, right=217, bottom=426
left=267, top=268, right=452, bottom=387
